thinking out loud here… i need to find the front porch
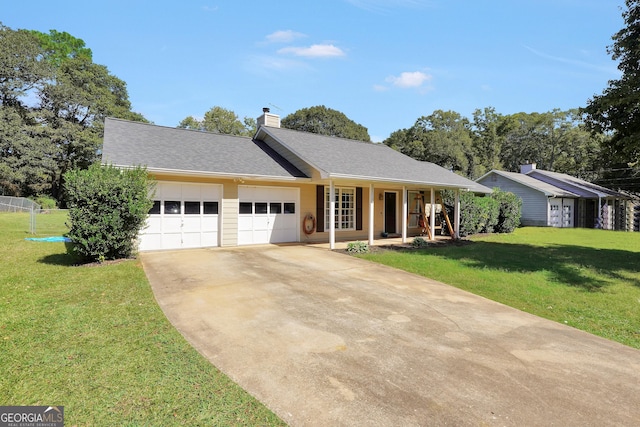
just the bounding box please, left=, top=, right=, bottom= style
left=323, top=182, right=462, bottom=250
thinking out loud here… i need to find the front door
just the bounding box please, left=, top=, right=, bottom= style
left=384, top=192, right=397, bottom=234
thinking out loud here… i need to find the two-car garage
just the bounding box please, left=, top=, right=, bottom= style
left=139, top=182, right=299, bottom=250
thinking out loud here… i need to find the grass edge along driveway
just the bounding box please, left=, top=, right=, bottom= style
left=0, top=212, right=285, bottom=427
left=359, top=227, right=640, bottom=349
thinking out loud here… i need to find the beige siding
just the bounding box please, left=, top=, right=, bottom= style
left=147, top=173, right=450, bottom=246
left=222, top=183, right=238, bottom=246
left=257, top=113, right=280, bottom=128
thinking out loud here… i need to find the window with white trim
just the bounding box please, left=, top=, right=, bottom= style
left=325, top=187, right=355, bottom=230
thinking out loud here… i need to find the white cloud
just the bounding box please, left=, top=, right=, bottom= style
left=250, top=55, right=309, bottom=71
left=373, top=84, right=389, bottom=92
left=278, top=44, right=346, bottom=58
left=202, top=5, right=218, bottom=12
left=265, top=30, right=307, bottom=44
left=385, top=71, right=432, bottom=88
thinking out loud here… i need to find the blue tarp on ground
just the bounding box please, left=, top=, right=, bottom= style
left=25, top=236, right=72, bottom=242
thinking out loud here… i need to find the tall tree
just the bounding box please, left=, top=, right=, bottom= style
left=38, top=57, right=145, bottom=198
left=470, top=107, right=507, bottom=176
left=178, top=106, right=255, bottom=136
left=385, top=110, right=475, bottom=177
left=29, top=29, right=92, bottom=66
left=281, top=105, right=371, bottom=142
left=583, top=0, right=640, bottom=191
left=0, top=24, right=145, bottom=199
left=0, top=24, right=50, bottom=110
left=499, top=110, right=601, bottom=179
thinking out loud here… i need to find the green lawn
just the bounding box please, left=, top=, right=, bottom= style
left=0, top=212, right=284, bottom=426
left=360, top=227, right=640, bottom=349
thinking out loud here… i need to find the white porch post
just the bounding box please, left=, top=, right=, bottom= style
left=368, top=184, right=375, bottom=246
left=329, top=180, right=336, bottom=249
left=597, top=196, right=602, bottom=229
left=454, top=189, right=461, bottom=239
left=402, top=186, right=407, bottom=243
left=429, top=188, right=436, bottom=241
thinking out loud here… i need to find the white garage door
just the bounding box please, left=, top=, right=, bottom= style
left=549, top=199, right=574, bottom=228
left=238, top=186, right=299, bottom=245
left=139, top=182, right=221, bottom=251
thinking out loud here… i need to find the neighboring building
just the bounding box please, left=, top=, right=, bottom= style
left=102, top=110, right=492, bottom=251
left=477, top=164, right=632, bottom=230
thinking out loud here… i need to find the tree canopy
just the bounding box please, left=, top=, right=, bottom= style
left=0, top=24, right=145, bottom=200
left=583, top=0, right=640, bottom=191
left=178, top=106, right=256, bottom=136
left=384, top=108, right=603, bottom=182
left=385, top=110, right=474, bottom=176
left=281, top=105, right=371, bottom=142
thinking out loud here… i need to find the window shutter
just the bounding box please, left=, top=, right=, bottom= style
left=356, top=187, right=363, bottom=230
left=316, top=185, right=324, bottom=232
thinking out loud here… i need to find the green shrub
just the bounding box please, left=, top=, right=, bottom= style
left=476, top=196, right=500, bottom=233
left=442, top=189, right=519, bottom=237
left=346, top=241, right=369, bottom=253
left=442, top=190, right=480, bottom=237
left=64, top=164, right=154, bottom=262
left=491, top=188, right=522, bottom=233
left=411, top=237, right=429, bottom=248
left=33, top=195, right=57, bottom=209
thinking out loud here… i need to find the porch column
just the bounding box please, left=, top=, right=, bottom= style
left=402, top=186, right=407, bottom=243
left=597, top=196, right=602, bottom=229
left=329, top=180, right=336, bottom=249
left=368, top=184, right=375, bottom=246
left=429, top=188, right=436, bottom=241
left=454, top=189, right=461, bottom=239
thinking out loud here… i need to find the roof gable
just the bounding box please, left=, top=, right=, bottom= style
left=257, top=126, right=487, bottom=190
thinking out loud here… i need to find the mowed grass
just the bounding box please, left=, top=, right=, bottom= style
left=360, top=227, right=640, bottom=349
left=0, top=212, right=285, bottom=426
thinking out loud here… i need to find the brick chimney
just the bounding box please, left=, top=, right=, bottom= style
left=257, top=107, right=280, bottom=128
left=520, top=163, right=537, bottom=174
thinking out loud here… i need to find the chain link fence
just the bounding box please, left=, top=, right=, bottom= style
left=0, top=196, right=41, bottom=212
left=0, top=197, right=68, bottom=235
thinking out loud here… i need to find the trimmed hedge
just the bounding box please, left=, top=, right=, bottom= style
left=491, top=188, right=522, bottom=233
left=442, top=188, right=521, bottom=237
left=64, top=164, right=154, bottom=262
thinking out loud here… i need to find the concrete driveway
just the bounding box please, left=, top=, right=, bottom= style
left=141, top=245, right=640, bottom=426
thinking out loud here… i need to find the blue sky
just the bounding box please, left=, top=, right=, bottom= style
left=4, top=0, right=625, bottom=142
